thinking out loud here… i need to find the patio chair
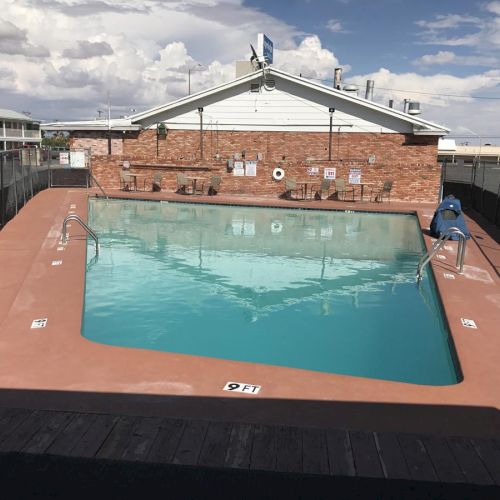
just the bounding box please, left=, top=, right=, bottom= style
left=310, top=179, right=331, bottom=200
left=332, top=178, right=355, bottom=201
left=282, top=178, right=304, bottom=200
left=371, top=180, right=393, bottom=203
left=176, top=173, right=193, bottom=194
left=208, top=175, right=221, bottom=196
left=119, top=170, right=133, bottom=191
left=151, top=172, right=164, bottom=192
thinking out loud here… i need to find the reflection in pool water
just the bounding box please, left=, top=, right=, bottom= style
left=83, top=199, right=460, bottom=386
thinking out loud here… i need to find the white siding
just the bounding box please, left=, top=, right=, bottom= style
left=140, top=78, right=414, bottom=134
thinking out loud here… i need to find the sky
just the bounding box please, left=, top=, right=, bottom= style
left=1, top=0, right=499, bottom=141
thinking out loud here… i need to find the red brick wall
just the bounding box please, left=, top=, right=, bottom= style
left=87, top=129, right=440, bottom=202
left=70, top=131, right=123, bottom=155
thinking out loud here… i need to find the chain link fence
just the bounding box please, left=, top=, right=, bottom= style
left=442, top=159, right=500, bottom=227
left=0, top=147, right=91, bottom=229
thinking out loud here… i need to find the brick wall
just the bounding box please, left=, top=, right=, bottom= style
left=86, top=129, right=440, bottom=202
left=70, top=131, right=123, bottom=155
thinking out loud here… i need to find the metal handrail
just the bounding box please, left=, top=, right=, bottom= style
left=88, top=172, right=108, bottom=199
left=416, top=227, right=466, bottom=282
left=62, top=214, right=99, bottom=255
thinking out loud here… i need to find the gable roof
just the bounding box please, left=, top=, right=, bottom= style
left=0, top=108, right=38, bottom=122
left=129, top=67, right=449, bottom=135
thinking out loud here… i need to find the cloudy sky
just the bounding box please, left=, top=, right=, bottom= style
left=1, top=0, right=499, bottom=140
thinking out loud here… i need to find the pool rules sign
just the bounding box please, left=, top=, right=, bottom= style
left=223, top=381, right=261, bottom=395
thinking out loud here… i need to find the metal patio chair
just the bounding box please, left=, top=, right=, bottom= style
left=370, top=180, right=393, bottom=203
left=310, top=179, right=331, bottom=200
left=119, top=170, right=133, bottom=191
left=176, top=173, right=193, bottom=194
left=332, top=178, right=355, bottom=201
left=208, top=175, right=221, bottom=195
left=151, top=172, right=164, bottom=192
left=282, top=178, right=304, bottom=200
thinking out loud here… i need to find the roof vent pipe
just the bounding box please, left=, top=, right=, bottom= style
left=343, top=84, right=359, bottom=96
left=388, top=99, right=394, bottom=108
left=408, top=101, right=421, bottom=115
left=365, top=80, right=374, bottom=100
left=334, top=68, right=342, bottom=90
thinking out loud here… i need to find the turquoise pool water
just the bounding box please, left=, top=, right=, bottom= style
left=82, top=199, right=460, bottom=385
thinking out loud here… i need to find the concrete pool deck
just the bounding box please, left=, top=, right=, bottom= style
left=0, top=188, right=499, bottom=438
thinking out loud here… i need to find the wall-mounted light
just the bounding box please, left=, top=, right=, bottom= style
left=157, top=122, right=167, bottom=137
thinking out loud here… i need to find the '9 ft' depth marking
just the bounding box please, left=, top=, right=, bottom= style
left=223, top=382, right=261, bottom=394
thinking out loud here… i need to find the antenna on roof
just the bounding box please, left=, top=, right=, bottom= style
left=250, top=44, right=263, bottom=70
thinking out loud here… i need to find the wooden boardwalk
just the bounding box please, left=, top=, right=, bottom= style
left=0, top=406, right=498, bottom=498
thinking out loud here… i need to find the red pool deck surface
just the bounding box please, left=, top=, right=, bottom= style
left=0, top=188, right=499, bottom=439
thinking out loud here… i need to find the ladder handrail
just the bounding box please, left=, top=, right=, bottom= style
left=88, top=172, right=108, bottom=199
left=416, top=227, right=466, bottom=282
left=62, top=214, right=99, bottom=255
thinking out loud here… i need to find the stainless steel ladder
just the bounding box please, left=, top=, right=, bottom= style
left=88, top=172, right=108, bottom=199
left=416, top=227, right=466, bottom=282
left=62, top=214, right=99, bottom=255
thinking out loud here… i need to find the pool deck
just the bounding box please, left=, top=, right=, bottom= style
left=0, top=187, right=499, bottom=446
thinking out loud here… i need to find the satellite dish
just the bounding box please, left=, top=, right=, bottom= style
left=250, top=43, right=266, bottom=69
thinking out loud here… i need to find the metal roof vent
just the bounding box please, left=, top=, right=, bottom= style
left=343, top=84, right=359, bottom=95
left=263, top=71, right=275, bottom=90
left=408, top=102, right=421, bottom=115
left=250, top=82, right=260, bottom=93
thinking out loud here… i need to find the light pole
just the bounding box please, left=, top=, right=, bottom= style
left=188, top=64, right=203, bottom=95
left=328, top=107, right=335, bottom=161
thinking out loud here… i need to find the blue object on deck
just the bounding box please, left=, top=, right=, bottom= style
left=430, top=195, right=470, bottom=240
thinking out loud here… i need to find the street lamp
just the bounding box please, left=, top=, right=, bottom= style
left=188, top=63, right=203, bottom=95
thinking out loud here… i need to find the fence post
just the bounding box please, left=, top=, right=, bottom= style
left=20, top=151, right=26, bottom=207
left=29, top=148, right=34, bottom=199
left=0, top=153, right=4, bottom=227
left=11, top=152, right=18, bottom=215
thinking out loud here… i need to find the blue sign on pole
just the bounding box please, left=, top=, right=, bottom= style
left=258, top=33, right=273, bottom=64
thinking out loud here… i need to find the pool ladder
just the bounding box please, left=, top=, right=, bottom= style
left=416, top=227, right=466, bottom=282
left=62, top=214, right=99, bottom=256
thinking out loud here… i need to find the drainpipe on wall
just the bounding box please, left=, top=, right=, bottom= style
left=328, top=107, right=335, bottom=161
left=198, top=107, right=204, bottom=160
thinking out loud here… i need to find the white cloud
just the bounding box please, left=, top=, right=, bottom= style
left=348, top=68, right=500, bottom=136
left=326, top=19, right=345, bottom=33
left=413, top=50, right=498, bottom=67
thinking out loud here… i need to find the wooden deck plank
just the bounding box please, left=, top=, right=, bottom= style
left=96, top=416, right=139, bottom=460
left=374, top=432, right=411, bottom=480
left=349, top=431, right=384, bottom=478
left=0, top=410, right=52, bottom=452
left=198, top=421, right=233, bottom=468
left=398, top=434, right=438, bottom=482
left=326, top=429, right=355, bottom=477
left=172, top=420, right=208, bottom=466
left=302, top=427, right=329, bottom=475
left=422, top=436, right=466, bottom=484
left=22, top=412, right=74, bottom=454
left=146, top=418, right=185, bottom=464
left=121, top=417, right=162, bottom=462
left=471, top=438, right=500, bottom=486
left=47, top=413, right=98, bottom=456
left=0, top=408, right=32, bottom=443
left=68, top=414, right=118, bottom=458
left=223, top=422, right=253, bottom=470
left=250, top=424, right=277, bottom=472
left=448, top=437, right=494, bottom=485
left=276, top=426, right=302, bottom=473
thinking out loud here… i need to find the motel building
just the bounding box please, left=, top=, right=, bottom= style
left=0, top=109, right=42, bottom=151
left=42, top=65, right=449, bottom=203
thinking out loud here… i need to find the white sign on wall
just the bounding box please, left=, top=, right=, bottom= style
left=307, top=167, right=319, bottom=176
left=70, top=151, right=86, bottom=168
left=59, top=152, right=69, bottom=165
left=349, top=168, right=362, bottom=184
left=233, top=161, right=244, bottom=176
left=324, top=168, right=336, bottom=179
left=245, top=161, right=257, bottom=176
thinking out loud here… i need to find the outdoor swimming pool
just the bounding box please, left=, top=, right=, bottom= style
left=82, top=199, right=460, bottom=386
